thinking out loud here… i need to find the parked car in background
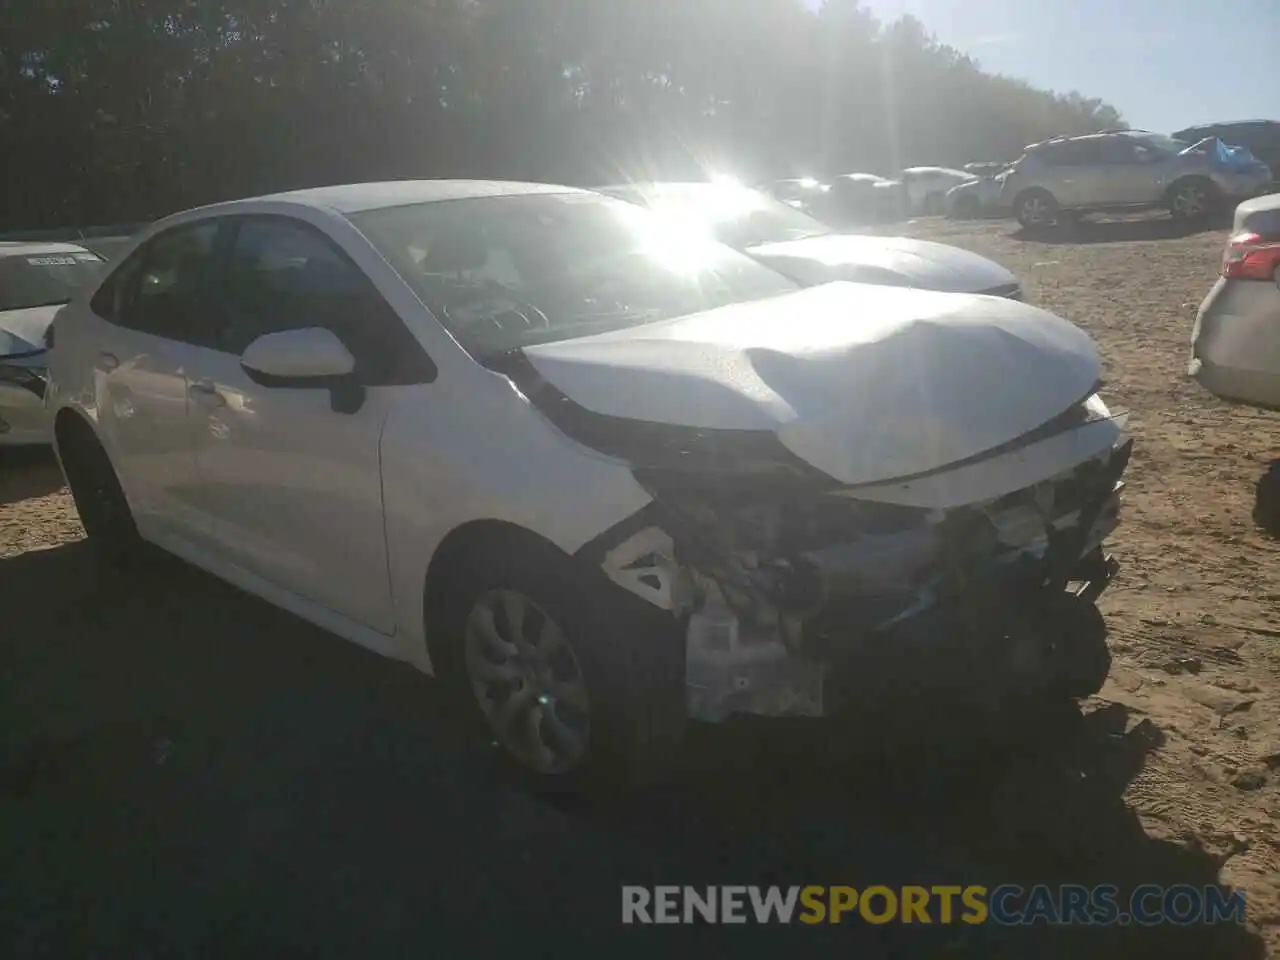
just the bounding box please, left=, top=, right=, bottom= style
left=46, top=179, right=1130, bottom=787
left=82, top=234, right=141, bottom=261
left=1173, top=120, right=1280, bottom=181
left=826, top=173, right=906, bottom=224
left=1188, top=193, right=1280, bottom=533
left=1001, top=130, right=1274, bottom=229
left=0, top=241, right=106, bottom=446
left=0, top=223, right=148, bottom=263
left=946, top=171, right=1009, bottom=220
left=900, top=166, right=978, bottom=215
left=964, top=162, right=1008, bottom=178
left=1190, top=193, right=1280, bottom=407
left=597, top=180, right=1024, bottom=296
left=760, top=177, right=831, bottom=212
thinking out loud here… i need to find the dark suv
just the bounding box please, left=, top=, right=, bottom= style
left=1172, top=120, right=1280, bottom=182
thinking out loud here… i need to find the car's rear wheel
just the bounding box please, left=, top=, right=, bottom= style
left=433, top=535, right=686, bottom=792
left=1015, top=189, right=1059, bottom=229
left=1168, top=177, right=1216, bottom=221
left=58, top=419, right=144, bottom=566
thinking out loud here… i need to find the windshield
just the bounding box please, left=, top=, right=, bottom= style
left=349, top=193, right=799, bottom=359
left=622, top=183, right=831, bottom=248
left=0, top=251, right=106, bottom=311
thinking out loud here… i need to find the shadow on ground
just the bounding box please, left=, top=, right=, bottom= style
left=0, top=447, right=64, bottom=505
left=0, top=543, right=1266, bottom=958
left=1011, top=215, right=1227, bottom=246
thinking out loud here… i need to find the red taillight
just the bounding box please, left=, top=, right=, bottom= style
left=1222, top=231, right=1280, bottom=281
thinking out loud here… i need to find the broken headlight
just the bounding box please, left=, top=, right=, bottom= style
left=1085, top=392, right=1111, bottom=421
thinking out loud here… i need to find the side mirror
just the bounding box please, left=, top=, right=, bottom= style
left=240, top=327, right=365, bottom=414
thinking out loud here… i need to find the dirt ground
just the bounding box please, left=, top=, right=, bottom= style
left=2, top=213, right=1278, bottom=958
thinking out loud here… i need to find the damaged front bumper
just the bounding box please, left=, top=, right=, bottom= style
left=591, top=426, right=1133, bottom=724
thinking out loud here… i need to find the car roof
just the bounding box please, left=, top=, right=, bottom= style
left=1177, top=119, right=1277, bottom=131
left=0, top=240, right=95, bottom=258
left=193, top=180, right=587, bottom=218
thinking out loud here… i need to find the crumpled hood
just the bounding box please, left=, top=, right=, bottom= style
left=746, top=233, right=1019, bottom=294
left=521, top=282, right=1100, bottom=486
left=0, top=305, right=57, bottom=361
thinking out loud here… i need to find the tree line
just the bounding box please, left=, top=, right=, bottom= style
left=0, top=0, right=1124, bottom=230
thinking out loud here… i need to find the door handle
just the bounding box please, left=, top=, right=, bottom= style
left=97, top=351, right=119, bottom=372
left=189, top=379, right=226, bottom=407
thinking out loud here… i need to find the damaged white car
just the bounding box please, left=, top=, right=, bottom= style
left=46, top=181, right=1130, bottom=787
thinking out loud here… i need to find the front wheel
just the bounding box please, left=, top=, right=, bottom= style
left=1015, top=189, right=1059, bottom=229
left=1168, top=177, right=1216, bottom=221
left=437, top=538, right=686, bottom=792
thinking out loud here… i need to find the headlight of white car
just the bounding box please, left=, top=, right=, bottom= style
left=1085, top=393, right=1111, bottom=420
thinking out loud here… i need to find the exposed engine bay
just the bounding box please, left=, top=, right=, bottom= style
left=489, top=345, right=1132, bottom=724
left=600, top=437, right=1127, bottom=721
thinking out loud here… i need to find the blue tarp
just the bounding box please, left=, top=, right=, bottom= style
left=1181, top=136, right=1264, bottom=172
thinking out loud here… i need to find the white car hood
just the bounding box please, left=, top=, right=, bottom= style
left=521, top=282, right=1100, bottom=486
left=746, top=233, right=1018, bottom=294
left=0, top=305, right=57, bottom=360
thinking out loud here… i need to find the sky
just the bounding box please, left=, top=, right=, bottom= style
left=816, top=0, right=1279, bottom=134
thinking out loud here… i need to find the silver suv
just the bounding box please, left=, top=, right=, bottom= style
left=1001, top=131, right=1274, bottom=229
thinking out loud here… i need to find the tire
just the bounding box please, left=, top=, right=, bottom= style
left=1253, top=460, right=1280, bottom=538
left=1042, top=594, right=1112, bottom=700
left=58, top=422, right=145, bottom=567
left=951, top=195, right=981, bottom=220
left=1014, top=189, right=1059, bottom=230
left=430, top=535, right=686, bottom=793
left=1167, top=177, right=1217, bottom=221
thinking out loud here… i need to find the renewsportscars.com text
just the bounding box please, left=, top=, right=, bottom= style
left=621, top=884, right=1247, bottom=926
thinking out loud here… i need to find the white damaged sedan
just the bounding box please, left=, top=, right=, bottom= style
left=46, top=181, right=1130, bottom=787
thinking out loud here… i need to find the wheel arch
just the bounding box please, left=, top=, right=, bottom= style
left=52, top=405, right=100, bottom=461
left=1013, top=186, right=1056, bottom=209
left=421, top=518, right=578, bottom=671
left=1163, top=174, right=1217, bottom=205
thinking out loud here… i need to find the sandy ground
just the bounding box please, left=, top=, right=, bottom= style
left=2, top=214, right=1278, bottom=957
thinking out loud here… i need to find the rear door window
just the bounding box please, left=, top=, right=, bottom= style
left=1096, top=137, right=1145, bottom=164
left=99, top=222, right=221, bottom=343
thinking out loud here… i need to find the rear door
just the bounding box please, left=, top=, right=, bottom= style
left=1043, top=138, right=1110, bottom=207
left=183, top=214, right=434, bottom=633
left=84, top=221, right=224, bottom=543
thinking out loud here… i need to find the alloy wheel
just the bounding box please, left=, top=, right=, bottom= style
left=463, top=589, right=591, bottom=775
left=1021, top=196, right=1049, bottom=225
left=1174, top=184, right=1206, bottom=217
